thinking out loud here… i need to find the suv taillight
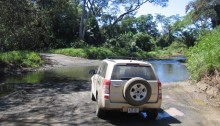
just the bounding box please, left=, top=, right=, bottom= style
left=103, top=79, right=110, bottom=99
left=158, top=81, right=162, bottom=99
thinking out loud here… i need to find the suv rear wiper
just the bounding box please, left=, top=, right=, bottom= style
left=120, top=77, right=132, bottom=80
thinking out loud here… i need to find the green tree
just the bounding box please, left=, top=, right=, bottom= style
left=36, top=0, right=80, bottom=48
left=120, top=16, right=137, bottom=34
left=79, top=0, right=168, bottom=40
left=155, top=14, right=180, bottom=47
left=172, top=14, right=199, bottom=47
left=135, top=14, right=159, bottom=38
left=186, top=0, right=220, bottom=28
left=85, top=16, right=103, bottom=45
left=134, top=32, right=154, bottom=51
left=79, top=0, right=109, bottom=40
left=0, top=0, right=54, bottom=51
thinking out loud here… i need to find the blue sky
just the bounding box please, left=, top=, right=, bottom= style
left=136, top=0, right=193, bottom=17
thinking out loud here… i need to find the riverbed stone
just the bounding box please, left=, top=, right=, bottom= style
left=206, top=87, right=219, bottom=97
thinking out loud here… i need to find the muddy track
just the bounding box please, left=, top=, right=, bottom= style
left=40, top=53, right=101, bottom=69
left=1, top=81, right=220, bottom=126
left=0, top=54, right=220, bottom=126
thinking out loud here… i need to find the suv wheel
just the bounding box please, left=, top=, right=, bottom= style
left=96, top=94, right=106, bottom=118
left=91, top=92, right=96, bottom=101
left=91, top=88, right=96, bottom=101
left=123, top=77, right=151, bottom=106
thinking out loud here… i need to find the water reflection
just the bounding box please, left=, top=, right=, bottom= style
left=2, top=66, right=98, bottom=84
left=149, top=60, right=189, bottom=83
left=41, top=66, right=98, bottom=82
left=0, top=60, right=189, bottom=96
left=1, top=60, right=189, bottom=84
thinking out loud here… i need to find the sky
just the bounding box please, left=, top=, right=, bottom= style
left=136, top=0, right=193, bottom=17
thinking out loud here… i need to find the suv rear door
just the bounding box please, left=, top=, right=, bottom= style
left=109, top=64, right=159, bottom=103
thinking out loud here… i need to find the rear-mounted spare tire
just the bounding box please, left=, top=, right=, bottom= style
left=123, top=77, right=152, bottom=106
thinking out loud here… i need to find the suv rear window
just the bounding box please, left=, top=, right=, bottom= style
left=111, top=64, right=156, bottom=80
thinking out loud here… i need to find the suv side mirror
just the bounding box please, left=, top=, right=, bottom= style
left=89, top=69, right=96, bottom=75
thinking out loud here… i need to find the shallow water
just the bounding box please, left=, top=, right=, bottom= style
left=1, top=66, right=98, bottom=84
left=1, top=60, right=188, bottom=84
left=0, top=59, right=189, bottom=96
left=149, top=59, right=189, bottom=82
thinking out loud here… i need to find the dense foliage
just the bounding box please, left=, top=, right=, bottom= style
left=0, top=0, right=169, bottom=52
left=186, top=0, right=220, bottom=28
left=0, top=0, right=220, bottom=81
left=50, top=47, right=151, bottom=59
left=0, top=0, right=58, bottom=51
left=0, top=0, right=198, bottom=54
left=187, top=26, right=220, bottom=80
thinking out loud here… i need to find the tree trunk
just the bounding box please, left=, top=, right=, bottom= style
left=79, top=0, right=87, bottom=40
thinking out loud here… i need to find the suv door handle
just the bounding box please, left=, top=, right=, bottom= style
left=113, top=84, right=121, bottom=87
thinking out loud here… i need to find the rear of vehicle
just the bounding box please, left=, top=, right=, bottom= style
left=92, top=59, right=162, bottom=119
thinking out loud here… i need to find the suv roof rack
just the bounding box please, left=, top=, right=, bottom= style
left=106, top=56, right=144, bottom=61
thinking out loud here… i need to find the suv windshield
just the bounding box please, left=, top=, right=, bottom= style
left=111, top=64, right=156, bottom=80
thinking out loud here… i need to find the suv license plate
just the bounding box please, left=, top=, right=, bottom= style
left=128, top=108, right=139, bottom=113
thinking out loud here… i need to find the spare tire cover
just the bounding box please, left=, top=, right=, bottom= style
left=123, top=77, right=152, bottom=106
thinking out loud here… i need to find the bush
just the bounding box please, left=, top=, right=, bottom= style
left=70, top=39, right=88, bottom=48
left=50, top=47, right=116, bottom=59
left=134, top=33, right=154, bottom=51
left=104, top=32, right=134, bottom=49
left=148, top=41, right=187, bottom=58
left=50, top=47, right=151, bottom=59
left=147, top=51, right=159, bottom=58
left=85, top=48, right=116, bottom=59
left=0, top=51, right=43, bottom=68
left=186, top=26, right=220, bottom=80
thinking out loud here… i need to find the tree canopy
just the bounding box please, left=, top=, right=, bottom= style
left=0, top=0, right=220, bottom=52
left=186, top=0, right=220, bottom=28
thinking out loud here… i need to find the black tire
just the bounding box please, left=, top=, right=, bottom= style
left=147, top=109, right=158, bottom=120
left=96, top=94, right=106, bottom=118
left=123, top=77, right=151, bottom=106
left=91, top=92, right=96, bottom=101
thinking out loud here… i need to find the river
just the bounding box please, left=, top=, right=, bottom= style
left=0, top=58, right=189, bottom=96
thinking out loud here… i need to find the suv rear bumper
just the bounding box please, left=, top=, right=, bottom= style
left=101, top=99, right=162, bottom=112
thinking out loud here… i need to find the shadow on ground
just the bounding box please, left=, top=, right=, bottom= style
left=0, top=81, right=181, bottom=126
left=97, top=109, right=181, bottom=126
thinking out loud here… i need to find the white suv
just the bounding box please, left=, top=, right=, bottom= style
left=90, top=58, right=162, bottom=119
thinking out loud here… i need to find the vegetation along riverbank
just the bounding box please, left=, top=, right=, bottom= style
left=0, top=0, right=219, bottom=102
left=0, top=51, right=43, bottom=75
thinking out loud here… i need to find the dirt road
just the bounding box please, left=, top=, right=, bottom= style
left=0, top=54, right=220, bottom=126
left=40, top=53, right=101, bottom=68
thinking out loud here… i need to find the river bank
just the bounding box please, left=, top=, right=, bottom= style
left=0, top=53, right=220, bottom=126
left=0, top=53, right=101, bottom=76
left=40, top=54, right=220, bottom=108
left=1, top=53, right=219, bottom=107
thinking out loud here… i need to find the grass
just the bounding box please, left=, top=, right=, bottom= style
left=50, top=44, right=188, bottom=60
left=50, top=47, right=116, bottom=59
left=50, top=47, right=151, bottom=59
left=0, top=51, right=43, bottom=68
left=49, top=48, right=88, bottom=58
